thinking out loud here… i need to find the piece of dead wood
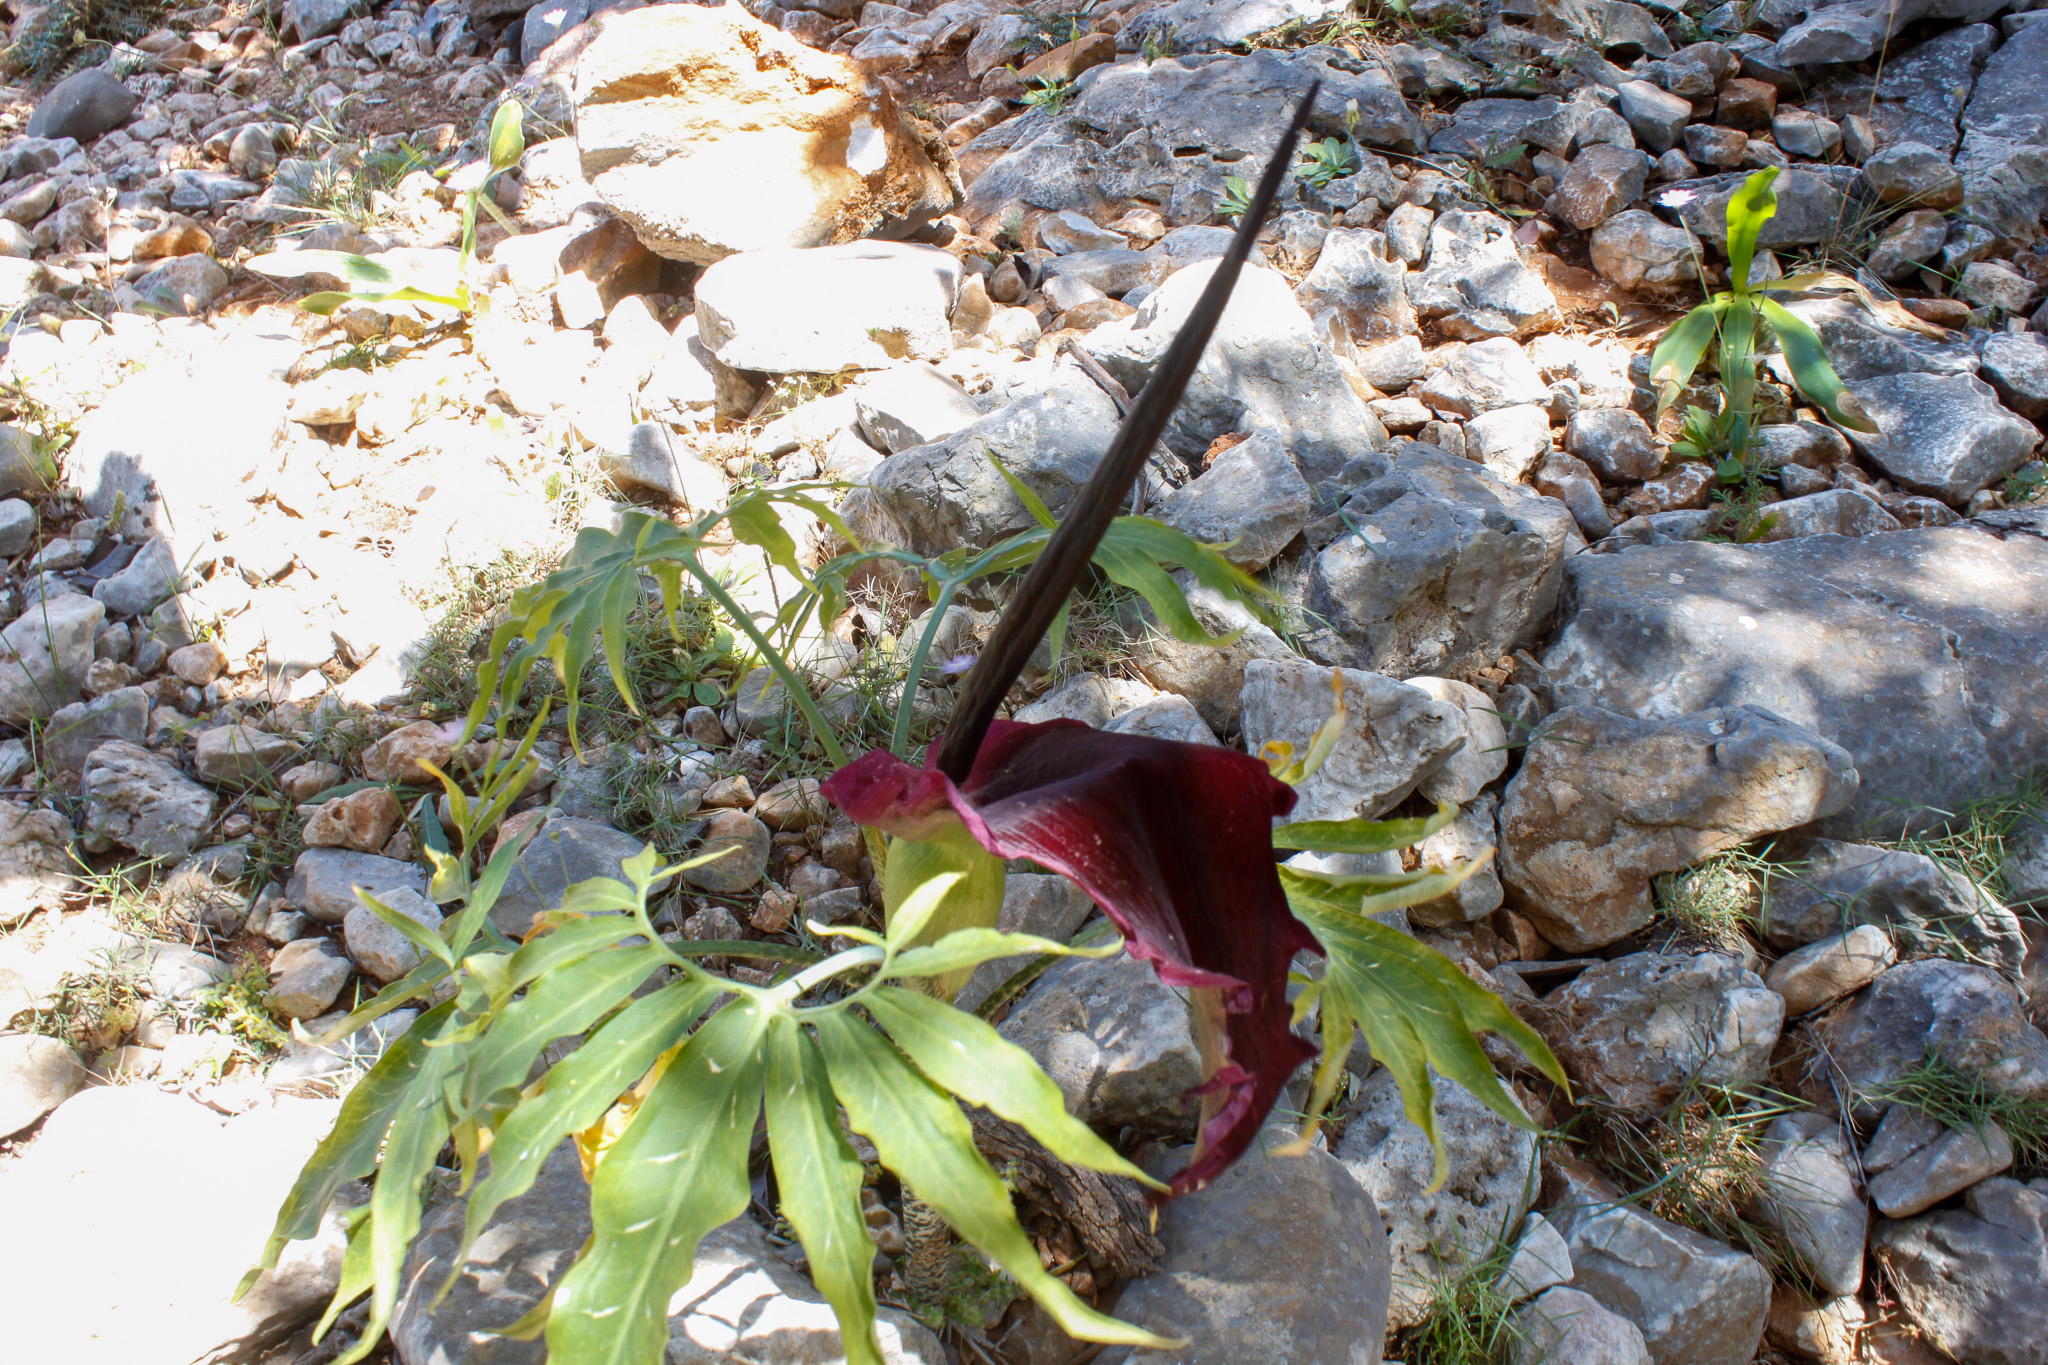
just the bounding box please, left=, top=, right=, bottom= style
left=967, top=1106, right=1163, bottom=1284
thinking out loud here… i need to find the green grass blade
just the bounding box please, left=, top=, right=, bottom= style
left=764, top=1014, right=884, bottom=1365
left=1724, top=167, right=1780, bottom=295
left=987, top=451, right=1059, bottom=529
left=814, top=1010, right=1181, bottom=1350
left=1757, top=297, right=1876, bottom=432
left=458, top=976, right=720, bottom=1263
left=1092, top=540, right=1239, bottom=646
left=547, top=998, right=770, bottom=1365
left=359, top=890, right=456, bottom=968
left=863, top=985, right=1163, bottom=1189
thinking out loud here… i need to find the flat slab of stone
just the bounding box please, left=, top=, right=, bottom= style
left=1541, top=525, right=2048, bottom=836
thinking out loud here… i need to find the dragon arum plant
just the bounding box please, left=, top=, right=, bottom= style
left=246, top=87, right=1564, bottom=1365
left=245, top=98, right=527, bottom=317
left=1649, top=166, right=1945, bottom=494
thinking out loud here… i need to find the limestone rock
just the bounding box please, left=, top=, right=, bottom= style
left=954, top=873, right=1096, bottom=1014
left=1408, top=794, right=1505, bottom=926
left=0, top=592, right=103, bottom=724
left=1869, top=1120, right=2012, bottom=1218
left=1538, top=529, right=2048, bottom=834
left=694, top=243, right=961, bottom=373
left=81, top=741, right=213, bottom=860
left=1841, top=370, right=2039, bottom=504
left=1336, top=1070, right=1538, bottom=1329
left=1763, top=923, right=1896, bottom=1016
left=343, top=887, right=445, bottom=983
left=0, top=801, right=73, bottom=929
left=193, top=723, right=295, bottom=788
left=494, top=816, right=674, bottom=931
left=0, top=1033, right=83, bottom=1136
left=1760, top=839, right=2026, bottom=975
left=1240, top=658, right=1465, bottom=823
left=360, top=720, right=461, bottom=785
left=1512, top=1287, right=1653, bottom=1365
left=286, top=847, right=430, bottom=926
left=1414, top=336, right=1549, bottom=416
left=1126, top=574, right=1301, bottom=736
left=682, top=809, right=770, bottom=896
left=1498, top=706, right=1857, bottom=951
left=1408, top=210, right=1561, bottom=340
left=997, top=951, right=1201, bottom=1136
left=1590, top=210, right=1703, bottom=299
left=1756, top=1112, right=1867, bottom=1296
left=1303, top=448, right=1577, bottom=679
left=24, top=70, right=137, bottom=142
left=1811, top=958, right=2048, bottom=1113
left=1101, top=1139, right=1392, bottom=1365
left=265, top=937, right=352, bottom=1019
left=303, top=787, right=404, bottom=854
left=573, top=2, right=958, bottom=264
left=1872, top=1177, right=2048, bottom=1365
left=1295, top=226, right=1416, bottom=342
left=1543, top=952, right=1784, bottom=1114
left=0, top=1086, right=355, bottom=1364
left=1155, top=430, right=1313, bottom=570
left=1550, top=1189, right=1771, bottom=1365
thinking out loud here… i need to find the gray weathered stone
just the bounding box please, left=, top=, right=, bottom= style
left=1550, top=1189, right=1771, bottom=1365
left=1763, top=922, right=1896, bottom=1016
left=265, top=937, right=352, bottom=1019
left=852, top=362, right=983, bottom=455
left=44, top=687, right=148, bottom=775
left=342, top=886, right=445, bottom=983
left=1295, top=226, right=1416, bottom=343
left=694, top=243, right=959, bottom=373
left=193, top=723, right=296, bottom=788
left=1757, top=1112, right=1866, bottom=1296
left=1653, top=169, right=1851, bottom=248
left=997, top=951, right=1200, bottom=1136
left=1407, top=210, right=1560, bottom=340
left=1873, top=1177, right=2048, bottom=1365
left=81, top=740, right=213, bottom=860
left=1403, top=676, right=1508, bottom=806
left=1499, top=706, right=1857, bottom=951
left=1551, top=145, right=1651, bottom=230
left=1241, top=658, right=1465, bottom=823
left=1155, top=431, right=1312, bottom=570
left=1981, top=331, right=2048, bottom=422
left=1616, top=80, right=1691, bottom=154
left=1543, top=952, right=1784, bottom=1114
left=1415, top=336, right=1550, bottom=416
left=1842, top=370, right=2039, bottom=504
left=683, top=808, right=770, bottom=896
left=1126, top=574, right=1301, bottom=736
left=1957, top=20, right=2048, bottom=243
left=1760, top=839, right=2026, bottom=975
left=1589, top=209, right=1703, bottom=299
left=1864, top=140, right=1965, bottom=207
left=0, top=591, right=103, bottom=724
left=1567, top=407, right=1662, bottom=482
left=1088, top=260, right=1386, bottom=483
left=0, top=801, right=73, bottom=930
left=1337, top=1070, right=1537, bottom=1329
left=0, top=1033, right=83, bottom=1136
left=1869, top=1120, right=2012, bottom=1218
left=286, top=847, right=430, bottom=926
left=1100, top=1139, right=1392, bottom=1365
left=1465, top=403, right=1551, bottom=482
left=1812, top=958, right=2048, bottom=1116
left=1538, top=528, right=2048, bottom=835
left=24, top=70, right=137, bottom=142
left=1303, top=448, right=1577, bottom=678
left=960, top=49, right=1422, bottom=228
left=1513, top=1287, right=1653, bottom=1365
left=954, top=873, right=1096, bottom=1013
left=1408, top=793, right=1505, bottom=925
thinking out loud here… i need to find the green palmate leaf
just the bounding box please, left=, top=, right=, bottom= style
left=1758, top=296, right=1876, bottom=432
left=883, top=925, right=1120, bottom=980
left=812, top=1010, right=1182, bottom=1351
left=350, top=1013, right=465, bottom=1365
left=247, top=1000, right=457, bottom=1286
left=725, top=490, right=814, bottom=584
left=863, top=985, right=1163, bottom=1190
left=882, top=825, right=1007, bottom=998
left=1724, top=166, right=1780, bottom=296
left=312, top=1205, right=375, bottom=1343
left=1272, top=804, right=1457, bottom=857
left=548, top=997, right=771, bottom=1365
left=455, top=942, right=673, bottom=1118
left=989, top=451, right=1058, bottom=530
left=1284, top=876, right=1565, bottom=1191
left=1648, top=298, right=1730, bottom=416
left=763, top=1014, right=884, bottom=1365
left=458, top=976, right=721, bottom=1268
left=503, top=912, right=644, bottom=990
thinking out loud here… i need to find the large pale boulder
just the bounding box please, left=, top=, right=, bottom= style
left=573, top=1, right=960, bottom=264
left=1498, top=706, right=1857, bottom=951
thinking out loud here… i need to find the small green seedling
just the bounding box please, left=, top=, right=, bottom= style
left=1297, top=136, right=1360, bottom=188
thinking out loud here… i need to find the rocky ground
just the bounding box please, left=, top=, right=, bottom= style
left=0, top=0, right=2045, bottom=1359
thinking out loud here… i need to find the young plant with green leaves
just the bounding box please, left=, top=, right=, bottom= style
left=1019, top=73, right=1077, bottom=117
left=1297, top=135, right=1360, bottom=188
left=1648, top=167, right=1943, bottom=477
left=250, top=88, right=1565, bottom=1365
left=247, top=99, right=528, bottom=318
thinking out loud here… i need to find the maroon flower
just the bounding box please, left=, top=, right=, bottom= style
left=824, top=719, right=1319, bottom=1199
